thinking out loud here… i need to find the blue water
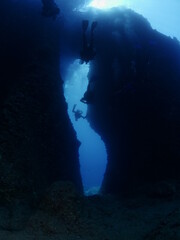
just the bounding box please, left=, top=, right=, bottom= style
left=88, top=0, right=180, bottom=40
left=63, top=60, right=107, bottom=194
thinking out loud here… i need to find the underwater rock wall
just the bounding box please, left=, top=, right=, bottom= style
left=0, top=0, right=82, bottom=229
left=87, top=9, right=180, bottom=194
left=0, top=0, right=179, bottom=210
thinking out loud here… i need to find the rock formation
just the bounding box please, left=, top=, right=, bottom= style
left=0, top=0, right=180, bottom=234
left=86, top=9, right=180, bottom=194
left=0, top=0, right=82, bottom=230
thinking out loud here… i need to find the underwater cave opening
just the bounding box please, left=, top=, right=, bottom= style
left=63, top=59, right=107, bottom=196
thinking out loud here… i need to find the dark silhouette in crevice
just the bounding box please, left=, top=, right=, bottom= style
left=80, top=20, right=98, bottom=64
left=72, top=104, right=87, bottom=121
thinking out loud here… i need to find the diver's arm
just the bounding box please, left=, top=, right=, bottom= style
left=72, top=104, right=77, bottom=113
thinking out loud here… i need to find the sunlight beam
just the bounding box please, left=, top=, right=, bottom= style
left=88, top=0, right=128, bottom=9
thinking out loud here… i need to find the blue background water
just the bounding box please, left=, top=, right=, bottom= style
left=63, top=60, right=107, bottom=193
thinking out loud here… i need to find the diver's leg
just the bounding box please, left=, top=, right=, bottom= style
left=91, top=21, right=98, bottom=31
left=82, top=20, right=89, bottom=49
left=82, top=20, right=89, bottom=32
left=83, top=32, right=88, bottom=49
left=90, top=21, right=97, bottom=48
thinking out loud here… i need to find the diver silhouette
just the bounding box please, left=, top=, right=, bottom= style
left=80, top=84, right=94, bottom=104
left=80, top=20, right=98, bottom=64
left=72, top=104, right=87, bottom=121
left=41, top=0, right=60, bottom=19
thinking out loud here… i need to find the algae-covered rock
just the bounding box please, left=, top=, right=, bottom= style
left=0, top=201, right=31, bottom=231
left=40, top=181, right=82, bottom=219
left=28, top=181, right=83, bottom=235
left=149, top=181, right=176, bottom=198
left=145, top=208, right=180, bottom=240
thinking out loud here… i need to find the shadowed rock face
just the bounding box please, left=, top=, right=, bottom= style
left=0, top=0, right=83, bottom=230
left=86, top=9, right=180, bottom=194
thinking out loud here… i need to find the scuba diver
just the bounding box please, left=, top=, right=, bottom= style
left=72, top=104, right=87, bottom=121
left=80, top=77, right=96, bottom=104
left=80, top=20, right=98, bottom=64
left=41, top=0, right=60, bottom=19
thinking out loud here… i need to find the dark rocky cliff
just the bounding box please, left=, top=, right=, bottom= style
left=86, top=9, right=180, bottom=194
left=0, top=0, right=82, bottom=230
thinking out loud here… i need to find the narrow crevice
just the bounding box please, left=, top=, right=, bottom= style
left=62, top=59, right=107, bottom=195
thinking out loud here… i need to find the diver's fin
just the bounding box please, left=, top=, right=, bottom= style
left=82, top=20, right=89, bottom=32
left=91, top=21, right=98, bottom=31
